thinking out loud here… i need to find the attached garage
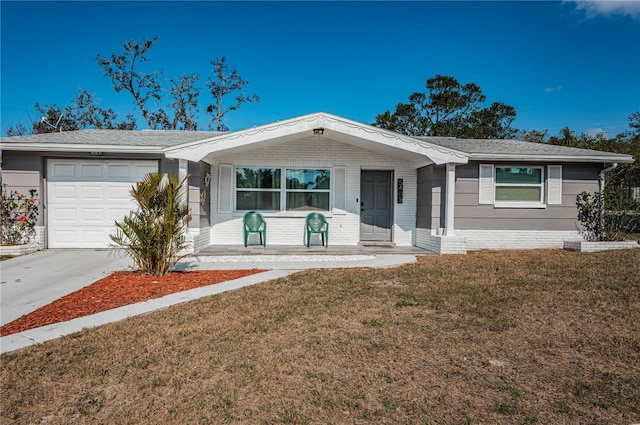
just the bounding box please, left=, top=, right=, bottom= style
left=46, top=159, right=158, bottom=248
left=0, top=129, right=217, bottom=251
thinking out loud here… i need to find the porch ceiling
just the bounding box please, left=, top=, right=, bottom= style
left=163, top=112, right=469, bottom=167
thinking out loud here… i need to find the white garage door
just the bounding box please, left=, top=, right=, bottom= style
left=47, top=159, right=158, bottom=248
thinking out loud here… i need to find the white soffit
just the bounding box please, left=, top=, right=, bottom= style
left=163, top=112, right=469, bottom=166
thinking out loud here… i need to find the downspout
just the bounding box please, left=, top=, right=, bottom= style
left=443, top=163, right=457, bottom=236
left=599, top=163, right=618, bottom=233
left=177, top=158, right=193, bottom=252
left=599, top=163, right=618, bottom=192
left=178, top=159, right=189, bottom=208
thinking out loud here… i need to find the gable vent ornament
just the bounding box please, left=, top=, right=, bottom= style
left=313, top=128, right=324, bottom=136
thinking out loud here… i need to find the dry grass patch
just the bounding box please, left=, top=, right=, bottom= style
left=2, top=249, right=639, bottom=424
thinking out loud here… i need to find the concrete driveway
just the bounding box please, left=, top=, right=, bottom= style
left=0, top=250, right=133, bottom=326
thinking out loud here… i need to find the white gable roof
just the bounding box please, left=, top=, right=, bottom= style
left=163, top=112, right=469, bottom=167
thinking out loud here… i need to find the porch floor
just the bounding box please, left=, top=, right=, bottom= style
left=196, top=244, right=433, bottom=256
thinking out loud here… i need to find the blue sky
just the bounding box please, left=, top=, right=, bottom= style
left=1, top=1, right=639, bottom=138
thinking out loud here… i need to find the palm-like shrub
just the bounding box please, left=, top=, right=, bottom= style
left=110, top=173, right=191, bottom=275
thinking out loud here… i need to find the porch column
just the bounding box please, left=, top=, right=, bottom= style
left=443, top=163, right=456, bottom=236
left=178, top=159, right=188, bottom=208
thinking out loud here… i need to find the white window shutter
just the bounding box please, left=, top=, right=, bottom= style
left=548, top=165, right=562, bottom=205
left=333, top=166, right=347, bottom=214
left=218, top=164, right=233, bottom=213
left=478, top=164, right=495, bottom=205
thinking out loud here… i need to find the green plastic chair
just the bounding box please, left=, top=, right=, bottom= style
left=305, top=212, right=329, bottom=247
left=243, top=211, right=266, bottom=247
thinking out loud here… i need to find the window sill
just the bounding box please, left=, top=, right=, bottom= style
left=494, top=202, right=547, bottom=209
left=233, top=211, right=333, bottom=218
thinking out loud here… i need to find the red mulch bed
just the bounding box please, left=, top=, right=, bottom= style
left=0, top=269, right=265, bottom=337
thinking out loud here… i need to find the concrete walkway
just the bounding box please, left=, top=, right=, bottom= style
left=0, top=250, right=417, bottom=354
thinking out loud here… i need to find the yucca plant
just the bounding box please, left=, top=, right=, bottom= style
left=110, top=172, right=191, bottom=275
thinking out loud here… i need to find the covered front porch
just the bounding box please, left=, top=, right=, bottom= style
left=168, top=113, right=470, bottom=255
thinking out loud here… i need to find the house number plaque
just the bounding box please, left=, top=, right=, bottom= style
left=397, top=179, right=403, bottom=204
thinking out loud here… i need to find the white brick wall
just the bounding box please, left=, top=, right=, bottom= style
left=393, top=167, right=417, bottom=246
left=34, top=226, right=45, bottom=249
left=0, top=243, right=39, bottom=256
left=208, top=138, right=417, bottom=246
left=416, top=228, right=467, bottom=254
left=185, top=228, right=210, bottom=253
left=564, top=240, right=640, bottom=252
left=457, top=229, right=581, bottom=250
left=416, top=228, right=591, bottom=254
left=0, top=226, right=45, bottom=254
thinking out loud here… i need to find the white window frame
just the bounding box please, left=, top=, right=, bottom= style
left=284, top=168, right=331, bottom=212
left=234, top=166, right=332, bottom=213
left=235, top=167, right=282, bottom=212
left=479, top=164, right=548, bottom=209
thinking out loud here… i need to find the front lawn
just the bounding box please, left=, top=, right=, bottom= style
left=2, top=249, right=639, bottom=424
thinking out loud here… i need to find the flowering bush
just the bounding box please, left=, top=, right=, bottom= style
left=1, top=185, right=39, bottom=245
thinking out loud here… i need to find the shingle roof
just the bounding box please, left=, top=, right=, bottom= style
left=0, top=127, right=633, bottom=164
left=0, top=129, right=222, bottom=147
left=418, top=137, right=633, bottom=162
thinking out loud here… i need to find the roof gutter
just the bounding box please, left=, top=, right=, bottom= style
left=469, top=153, right=634, bottom=164
left=0, top=143, right=166, bottom=154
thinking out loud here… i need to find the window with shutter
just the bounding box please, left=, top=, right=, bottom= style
left=547, top=165, right=562, bottom=205
left=333, top=166, right=347, bottom=214
left=218, top=164, right=233, bottom=213
left=479, top=164, right=549, bottom=208
left=478, top=164, right=494, bottom=205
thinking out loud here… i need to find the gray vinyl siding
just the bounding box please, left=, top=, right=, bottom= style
left=454, top=161, right=601, bottom=231
left=187, top=161, right=211, bottom=229
left=416, top=165, right=445, bottom=230
left=159, top=158, right=178, bottom=175
left=415, top=167, right=430, bottom=229
left=1, top=151, right=45, bottom=225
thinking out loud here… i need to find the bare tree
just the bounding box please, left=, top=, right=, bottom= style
left=16, top=37, right=258, bottom=134
left=72, top=89, right=135, bottom=130
left=5, top=122, right=29, bottom=137
left=97, top=37, right=204, bottom=131
left=167, top=74, right=200, bottom=130
left=30, top=89, right=136, bottom=134
left=97, top=37, right=165, bottom=129
left=32, top=103, right=79, bottom=133
left=206, top=56, right=259, bottom=131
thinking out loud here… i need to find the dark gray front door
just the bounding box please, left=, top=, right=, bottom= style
left=360, top=170, right=392, bottom=242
